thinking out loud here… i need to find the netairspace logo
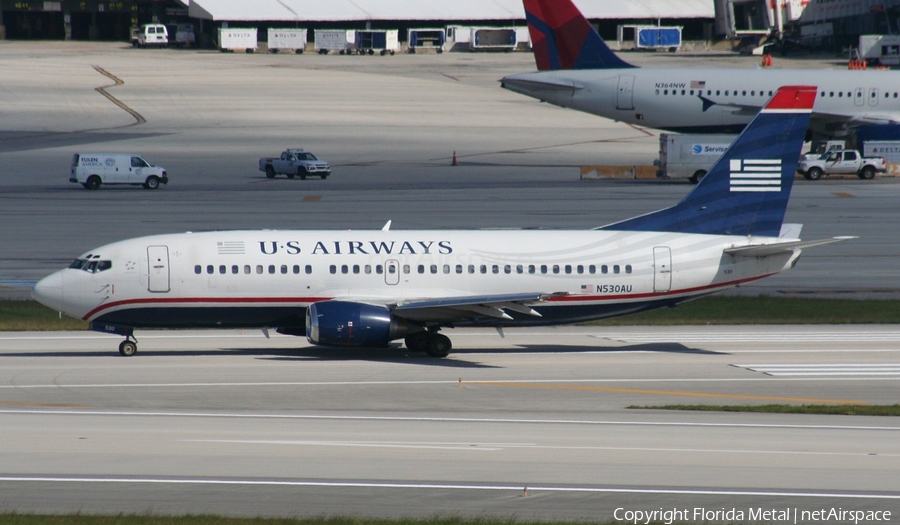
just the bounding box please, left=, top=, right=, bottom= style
left=614, top=506, right=892, bottom=524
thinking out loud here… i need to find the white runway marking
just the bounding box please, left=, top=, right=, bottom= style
left=0, top=476, right=898, bottom=500
left=738, top=364, right=900, bottom=377
left=3, top=409, right=900, bottom=431
left=183, top=438, right=900, bottom=458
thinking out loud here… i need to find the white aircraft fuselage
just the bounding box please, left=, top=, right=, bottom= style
left=34, top=229, right=797, bottom=331
left=502, top=67, right=900, bottom=136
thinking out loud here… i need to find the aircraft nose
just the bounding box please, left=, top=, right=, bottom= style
left=32, top=271, right=64, bottom=312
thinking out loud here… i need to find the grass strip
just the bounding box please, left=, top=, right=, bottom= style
left=0, top=300, right=87, bottom=331
left=1, top=296, right=899, bottom=332
left=629, top=404, right=900, bottom=416
left=593, top=295, right=900, bottom=325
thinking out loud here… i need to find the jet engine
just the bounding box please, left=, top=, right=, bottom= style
left=306, top=301, right=416, bottom=347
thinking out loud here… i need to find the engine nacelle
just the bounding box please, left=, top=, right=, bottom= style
left=306, top=301, right=415, bottom=347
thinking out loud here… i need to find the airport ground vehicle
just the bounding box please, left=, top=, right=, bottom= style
left=656, top=133, right=736, bottom=183
left=70, top=154, right=168, bottom=190
left=259, top=149, right=331, bottom=179
left=135, top=24, right=168, bottom=48
left=801, top=140, right=846, bottom=160
left=797, top=149, right=885, bottom=180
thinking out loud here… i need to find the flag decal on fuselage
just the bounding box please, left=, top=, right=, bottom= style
left=729, top=159, right=782, bottom=192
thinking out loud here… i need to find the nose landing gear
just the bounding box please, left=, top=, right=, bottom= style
left=118, top=335, right=138, bottom=356
left=90, top=321, right=138, bottom=356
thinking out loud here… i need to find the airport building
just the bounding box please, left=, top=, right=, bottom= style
left=3, top=0, right=893, bottom=52
left=0, top=0, right=714, bottom=43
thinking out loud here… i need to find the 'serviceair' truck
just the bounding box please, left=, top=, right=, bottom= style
left=259, top=149, right=331, bottom=179
left=656, top=133, right=737, bottom=183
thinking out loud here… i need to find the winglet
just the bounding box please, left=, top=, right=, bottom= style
left=524, top=0, right=635, bottom=71
left=601, top=86, right=816, bottom=237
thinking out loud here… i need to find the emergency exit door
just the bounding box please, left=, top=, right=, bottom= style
left=147, top=245, right=170, bottom=293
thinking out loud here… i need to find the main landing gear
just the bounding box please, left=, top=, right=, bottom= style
left=404, top=330, right=452, bottom=358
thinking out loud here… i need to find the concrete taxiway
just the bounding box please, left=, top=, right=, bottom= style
left=1, top=327, right=899, bottom=519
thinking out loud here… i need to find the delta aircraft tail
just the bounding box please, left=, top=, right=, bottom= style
left=602, top=86, right=817, bottom=238
left=524, top=0, right=635, bottom=71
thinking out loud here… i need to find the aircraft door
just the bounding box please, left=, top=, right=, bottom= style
left=854, top=87, right=865, bottom=107
left=616, top=75, right=635, bottom=110
left=653, top=246, right=672, bottom=293
left=868, top=88, right=879, bottom=107
left=384, top=259, right=400, bottom=286
left=147, top=245, right=170, bottom=293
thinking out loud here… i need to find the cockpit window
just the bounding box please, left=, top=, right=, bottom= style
left=68, top=258, right=112, bottom=273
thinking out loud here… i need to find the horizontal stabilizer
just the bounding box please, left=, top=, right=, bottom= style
left=725, top=236, right=857, bottom=257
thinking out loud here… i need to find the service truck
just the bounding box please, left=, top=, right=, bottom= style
left=656, top=133, right=736, bottom=183
left=797, top=149, right=886, bottom=180
left=71, top=153, right=168, bottom=190
left=259, top=149, right=331, bottom=179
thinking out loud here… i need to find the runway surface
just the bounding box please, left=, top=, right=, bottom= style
left=1, top=326, right=899, bottom=520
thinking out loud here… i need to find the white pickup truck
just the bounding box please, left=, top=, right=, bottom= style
left=797, top=149, right=886, bottom=180
left=258, top=149, right=331, bottom=180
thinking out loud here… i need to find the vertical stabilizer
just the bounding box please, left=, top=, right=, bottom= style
left=601, top=86, right=817, bottom=237
left=524, top=0, right=635, bottom=71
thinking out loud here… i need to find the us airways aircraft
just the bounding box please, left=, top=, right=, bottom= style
left=33, top=86, right=851, bottom=358
left=501, top=0, right=900, bottom=138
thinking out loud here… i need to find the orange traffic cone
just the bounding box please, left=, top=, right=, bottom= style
left=451, top=151, right=458, bottom=166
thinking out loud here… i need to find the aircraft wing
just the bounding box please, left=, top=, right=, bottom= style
left=724, top=236, right=856, bottom=257
left=809, top=111, right=900, bottom=132
left=389, top=291, right=567, bottom=322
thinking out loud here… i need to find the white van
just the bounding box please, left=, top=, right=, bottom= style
left=136, top=24, right=168, bottom=47
left=70, top=154, right=168, bottom=190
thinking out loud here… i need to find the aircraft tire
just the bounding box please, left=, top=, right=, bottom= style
left=425, top=334, right=451, bottom=358
left=404, top=332, right=430, bottom=352
left=118, top=340, right=137, bottom=357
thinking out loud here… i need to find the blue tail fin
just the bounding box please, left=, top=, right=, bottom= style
left=524, top=0, right=635, bottom=71
left=601, top=86, right=817, bottom=238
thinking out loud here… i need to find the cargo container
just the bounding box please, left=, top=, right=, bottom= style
left=314, top=29, right=354, bottom=54
left=267, top=28, right=307, bottom=53
left=408, top=28, right=445, bottom=53
left=218, top=28, right=257, bottom=52
left=469, top=28, right=517, bottom=51
left=355, top=30, right=399, bottom=55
